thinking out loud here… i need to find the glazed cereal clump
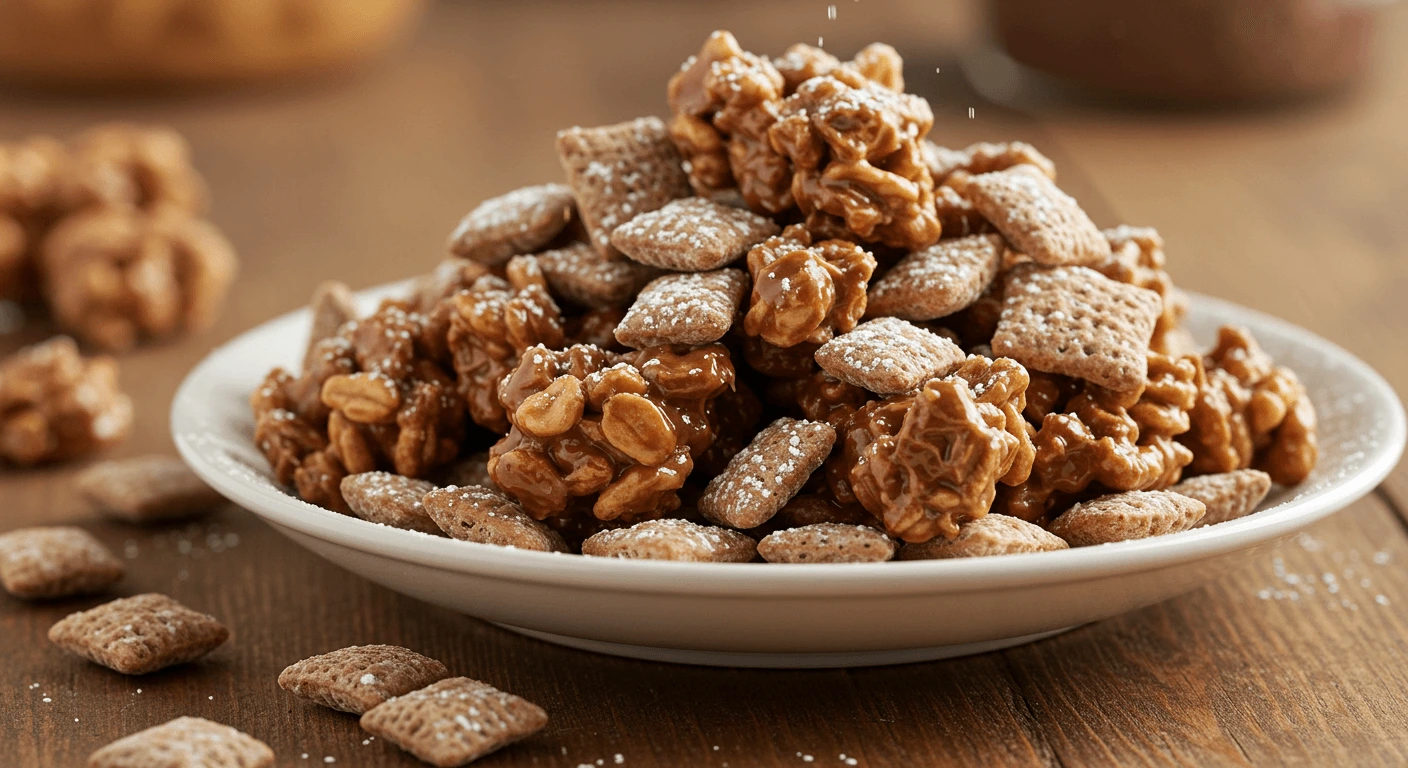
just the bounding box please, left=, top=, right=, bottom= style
left=248, top=31, right=1320, bottom=557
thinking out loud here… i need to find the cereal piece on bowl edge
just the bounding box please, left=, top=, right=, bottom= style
left=613, top=268, right=748, bottom=348
left=757, top=523, right=896, bottom=563
left=48, top=593, right=229, bottom=674
left=77, top=455, right=223, bottom=524
left=1171, top=469, right=1273, bottom=527
left=536, top=241, right=660, bottom=309
left=88, top=717, right=273, bottom=768
left=278, top=644, right=450, bottom=715
left=0, top=526, right=124, bottom=599
left=992, top=264, right=1162, bottom=393
left=946, top=163, right=1109, bottom=267
left=340, top=472, right=443, bottom=535
left=866, top=234, right=1006, bottom=321
left=360, top=677, right=548, bottom=767
left=421, top=485, right=570, bottom=553
left=897, top=514, right=1068, bottom=560
left=1047, top=490, right=1206, bottom=547
left=304, top=280, right=359, bottom=369
left=814, top=317, right=966, bottom=395
left=699, top=417, right=836, bottom=530
left=447, top=183, right=576, bottom=266
left=556, top=116, right=692, bottom=257
left=609, top=196, right=779, bottom=271
left=581, top=518, right=757, bottom=562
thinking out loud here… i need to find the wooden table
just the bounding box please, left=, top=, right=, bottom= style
left=5, top=1, right=1408, bottom=765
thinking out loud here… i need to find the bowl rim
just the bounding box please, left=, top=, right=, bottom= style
left=173, top=287, right=1406, bottom=598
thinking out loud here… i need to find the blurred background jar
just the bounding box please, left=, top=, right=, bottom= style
left=990, top=0, right=1383, bottom=103
left=0, top=0, right=426, bottom=88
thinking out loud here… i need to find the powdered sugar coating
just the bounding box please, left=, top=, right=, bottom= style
left=699, top=417, right=836, bottom=529
left=278, top=644, right=450, bottom=715
left=610, top=196, right=779, bottom=271
left=757, top=523, right=896, bottom=563
left=992, top=263, right=1162, bottom=392
left=88, top=716, right=273, bottom=768
left=1171, top=469, right=1273, bottom=527
left=360, top=677, right=548, bottom=767
left=421, top=485, right=569, bottom=552
left=814, top=317, right=965, bottom=395
left=897, top=514, right=1067, bottom=560
left=581, top=518, right=757, bottom=562
left=447, top=183, right=575, bottom=266
left=948, top=164, right=1108, bottom=267
left=48, top=593, right=229, bottom=675
left=340, top=472, right=442, bottom=535
left=0, top=525, right=124, bottom=599
left=537, top=241, right=660, bottom=309
left=867, top=234, right=1005, bottom=321
left=614, top=269, right=748, bottom=348
left=1049, top=490, right=1206, bottom=547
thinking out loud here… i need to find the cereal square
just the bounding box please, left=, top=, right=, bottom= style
left=948, top=164, right=1109, bottom=266
left=48, top=593, right=229, bottom=674
left=897, top=514, right=1068, bottom=560
left=1171, top=469, right=1273, bottom=527
left=757, top=523, right=896, bottom=563
left=924, top=140, right=1056, bottom=184
left=699, top=418, right=836, bottom=530
left=360, top=677, right=548, bottom=767
left=340, top=472, right=442, bottom=535
left=813, top=317, right=966, bottom=395
left=992, top=264, right=1162, bottom=392
left=866, top=234, right=1005, bottom=321
left=609, top=196, right=779, bottom=271
left=581, top=519, right=757, bottom=562
left=556, top=116, right=691, bottom=257
left=88, top=717, right=273, bottom=768
left=1048, top=490, right=1206, bottom=547
left=613, top=269, right=747, bottom=348
left=446, top=183, right=576, bottom=266
left=0, top=526, right=124, bottom=599
left=279, top=644, right=450, bottom=715
left=77, top=456, right=223, bottom=524
left=536, top=241, right=660, bottom=309
left=421, top=485, right=569, bottom=553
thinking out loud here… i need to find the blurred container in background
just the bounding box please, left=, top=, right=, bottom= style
left=0, top=0, right=426, bottom=88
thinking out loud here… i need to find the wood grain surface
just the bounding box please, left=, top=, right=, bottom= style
left=4, top=1, right=1408, bottom=765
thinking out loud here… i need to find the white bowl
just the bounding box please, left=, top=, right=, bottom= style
left=172, top=283, right=1406, bottom=668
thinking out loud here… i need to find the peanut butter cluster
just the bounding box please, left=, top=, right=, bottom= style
left=0, top=336, right=133, bottom=466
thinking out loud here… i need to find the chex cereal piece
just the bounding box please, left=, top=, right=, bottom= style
left=304, top=280, right=359, bottom=369
left=437, top=452, right=497, bottom=491
left=1171, top=469, right=1273, bottom=527
left=867, top=234, right=1006, bottom=321
left=581, top=518, right=756, bottom=562
left=340, top=472, right=443, bottom=535
left=360, top=677, right=548, bottom=767
left=699, top=418, right=836, bottom=529
left=772, top=495, right=881, bottom=530
left=814, top=317, right=966, bottom=395
left=88, top=717, right=273, bottom=768
left=897, top=514, right=1068, bottom=560
left=556, top=116, right=692, bottom=256
left=422, top=485, right=569, bottom=553
left=757, top=523, right=896, bottom=563
left=609, top=196, right=779, bottom=271
left=1048, top=490, right=1206, bottom=547
left=446, top=183, right=576, bottom=266
left=992, top=264, right=1162, bottom=392
left=537, top=241, right=660, bottom=309
left=613, top=269, right=747, bottom=348
left=947, top=164, right=1110, bottom=267
left=48, top=593, right=228, bottom=674
left=0, top=526, right=124, bottom=599
left=77, top=455, right=223, bottom=524
left=279, top=644, right=451, bottom=715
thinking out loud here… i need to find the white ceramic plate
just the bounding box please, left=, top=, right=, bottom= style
left=172, top=283, right=1405, bottom=668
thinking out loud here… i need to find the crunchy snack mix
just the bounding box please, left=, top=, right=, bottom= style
left=0, top=525, right=124, bottom=599
left=89, top=717, right=273, bottom=768
left=279, top=644, right=450, bottom=715
left=48, top=592, right=229, bottom=674
left=582, top=518, right=757, bottom=562
left=359, top=677, right=548, bottom=767
left=0, top=336, right=132, bottom=466
left=77, top=455, right=222, bottom=524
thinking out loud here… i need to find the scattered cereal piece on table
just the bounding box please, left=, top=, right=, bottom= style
left=1048, top=490, right=1206, bottom=547
left=947, top=164, right=1108, bottom=267
left=613, top=269, right=748, bottom=348
left=48, top=593, right=229, bottom=674
left=757, top=523, right=896, bottom=563
left=581, top=518, right=757, bottom=562
left=992, top=264, right=1162, bottom=393
left=1171, top=469, right=1273, bottom=527
left=814, top=317, right=965, bottom=395
left=76, top=455, right=223, bottom=524
left=359, top=677, right=548, bottom=767
left=88, top=716, right=273, bottom=768
left=609, top=196, right=779, bottom=271
left=340, top=472, right=443, bottom=535
left=279, top=644, right=451, bottom=715
left=0, top=526, right=124, bottom=599
left=446, top=183, right=576, bottom=266
left=699, top=417, right=836, bottom=529
left=421, top=485, right=570, bottom=553
left=304, top=280, right=359, bottom=369
left=897, top=514, right=1068, bottom=559
left=866, top=234, right=1006, bottom=321
left=536, top=242, right=660, bottom=309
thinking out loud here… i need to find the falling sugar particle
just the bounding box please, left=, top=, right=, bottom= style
left=935, top=67, right=941, bottom=74
left=968, top=107, right=976, bottom=119
left=818, top=36, right=824, bottom=47
left=827, top=4, right=836, bottom=19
